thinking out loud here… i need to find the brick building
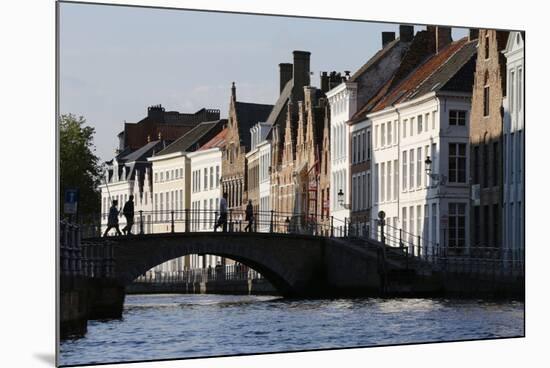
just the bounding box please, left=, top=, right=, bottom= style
left=469, top=29, right=509, bottom=251
left=117, top=105, right=220, bottom=153
left=221, top=83, right=272, bottom=214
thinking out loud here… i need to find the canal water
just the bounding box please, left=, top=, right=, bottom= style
left=59, top=294, right=524, bottom=366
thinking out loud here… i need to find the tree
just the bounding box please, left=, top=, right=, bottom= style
left=59, top=114, right=102, bottom=220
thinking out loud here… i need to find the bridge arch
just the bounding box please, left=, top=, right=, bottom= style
left=108, top=232, right=330, bottom=297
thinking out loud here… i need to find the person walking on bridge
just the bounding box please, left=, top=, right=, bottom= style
left=103, top=199, right=122, bottom=237
left=214, top=192, right=228, bottom=232
left=122, top=195, right=135, bottom=235
left=244, top=200, right=254, bottom=232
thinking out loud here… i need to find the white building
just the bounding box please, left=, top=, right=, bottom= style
left=246, top=122, right=272, bottom=232
left=502, top=31, right=524, bottom=260
left=328, top=26, right=416, bottom=233
left=100, top=140, right=162, bottom=236
left=327, top=82, right=356, bottom=229
left=365, top=37, right=477, bottom=256
left=187, top=130, right=226, bottom=268
left=148, top=120, right=224, bottom=270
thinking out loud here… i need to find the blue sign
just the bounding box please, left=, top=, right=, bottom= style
left=64, top=188, right=79, bottom=214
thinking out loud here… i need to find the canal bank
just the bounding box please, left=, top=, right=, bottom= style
left=126, top=278, right=278, bottom=295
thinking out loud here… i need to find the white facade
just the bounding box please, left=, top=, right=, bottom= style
left=148, top=152, right=194, bottom=270
left=368, top=91, right=472, bottom=254
left=258, top=140, right=272, bottom=232
left=99, top=163, right=154, bottom=235
left=502, top=32, right=524, bottom=259
left=187, top=148, right=223, bottom=268
left=327, top=82, right=357, bottom=229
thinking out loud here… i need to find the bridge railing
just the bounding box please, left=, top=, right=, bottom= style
left=354, top=221, right=524, bottom=278
left=87, top=209, right=348, bottom=238
left=60, top=219, right=115, bottom=279
left=133, top=264, right=263, bottom=284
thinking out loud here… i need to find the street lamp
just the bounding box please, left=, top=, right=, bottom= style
left=424, top=156, right=447, bottom=187
left=337, top=189, right=350, bottom=209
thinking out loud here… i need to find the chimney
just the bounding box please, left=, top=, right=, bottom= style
left=399, top=25, right=414, bottom=42
left=320, top=71, right=329, bottom=93
left=427, top=26, right=452, bottom=53
left=231, top=81, right=236, bottom=102
left=469, top=28, right=479, bottom=41
left=147, top=104, right=165, bottom=122
left=279, top=63, right=293, bottom=93
left=382, top=32, right=396, bottom=47
left=292, top=50, right=311, bottom=103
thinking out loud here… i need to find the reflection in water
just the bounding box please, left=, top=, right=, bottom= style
left=60, top=294, right=524, bottom=366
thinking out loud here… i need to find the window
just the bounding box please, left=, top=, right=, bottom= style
left=358, top=132, right=363, bottom=162
left=449, top=203, right=466, bottom=248
left=510, top=70, right=515, bottom=113
left=409, top=149, right=414, bottom=189
left=387, top=161, right=391, bottom=202
left=166, top=171, right=170, bottom=181
left=449, top=110, right=467, bottom=126
left=381, top=123, right=385, bottom=147
left=216, top=166, right=220, bottom=187
left=483, top=143, right=489, bottom=188
left=374, top=164, right=379, bottom=204
left=393, top=159, right=398, bottom=200
left=381, top=162, right=385, bottom=202
left=432, top=111, right=436, bottom=130
left=351, top=134, right=357, bottom=164
left=423, top=204, right=429, bottom=247
left=484, top=33, right=490, bottom=59
left=160, top=172, right=164, bottom=182
left=431, top=203, right=437, bottom=245
left=417, top=205, right=422, bottom=244
left=448, top=143, right=467, bottom=183
left=493, top=142, right=499, bottom=187
left=410, top=117, right=415, bottom=136
left=403, top=120, right=407, bottom=138
left=387, top=121, right=392, bottom=146
left=493, top=204, right=499, bottom=247
left=402, top=151, right=407, bottom=191
left=409, top=206, right=414, bottom=241
left=204, top=168, right=208, bottom=190
left=424, top=145, right=429, bottom=187
left=154, top=193, right=158, bottom=221
left=518, top=68, right=523, bottom=111
left=366, top=173, right=370, bottom=208
left=402, top=207, right=407, bottom=238
left=473, top=146, right=480, bottom=184
left=154, top=173, right=158, bottom=183
left=417, top=147, right=422, bottom=188
left=210, top=167, right=214, bottom=189
left=474, top=206, right=480, bottom=246
left=374, top=125, right=379, bottom=149
left=483, top=72, right=490, bottom=117
left=417, top=115, right=423, bottom=133
left=425, top=113, right=429, bottom=132
left=367, top=130, right=371, bottom=159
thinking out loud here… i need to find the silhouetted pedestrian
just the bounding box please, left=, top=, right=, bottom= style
left=122, top=195, right=135, bottom=235
left=244, top=200, right=254, bottom=232
left=214, top=192, right=228, bottom=232
left=103, top=200, right=122, bottom=237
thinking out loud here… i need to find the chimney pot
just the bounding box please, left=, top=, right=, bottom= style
left=399, top=25, right=414, bottom=42
left=279, top=63, right=293, bottom=94
left=382, top=32, right=396, bottom=47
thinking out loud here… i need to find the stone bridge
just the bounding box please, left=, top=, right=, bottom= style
left=83, top=232, right=402, bottom=297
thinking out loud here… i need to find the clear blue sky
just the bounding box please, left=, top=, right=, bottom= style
left=59, top=2, right=468, bottom=162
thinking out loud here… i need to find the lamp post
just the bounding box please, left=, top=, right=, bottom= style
left=337, top=189, right=351, bottom=209
left=424, top=156, right=447, bottom=187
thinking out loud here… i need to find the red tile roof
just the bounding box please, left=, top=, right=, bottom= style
left=198, top=128, right=227, bottom=151
left=369, top=37, right=470, bottom=113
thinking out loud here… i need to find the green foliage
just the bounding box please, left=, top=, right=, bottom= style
left=59, top=114, right=102, bottom=219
